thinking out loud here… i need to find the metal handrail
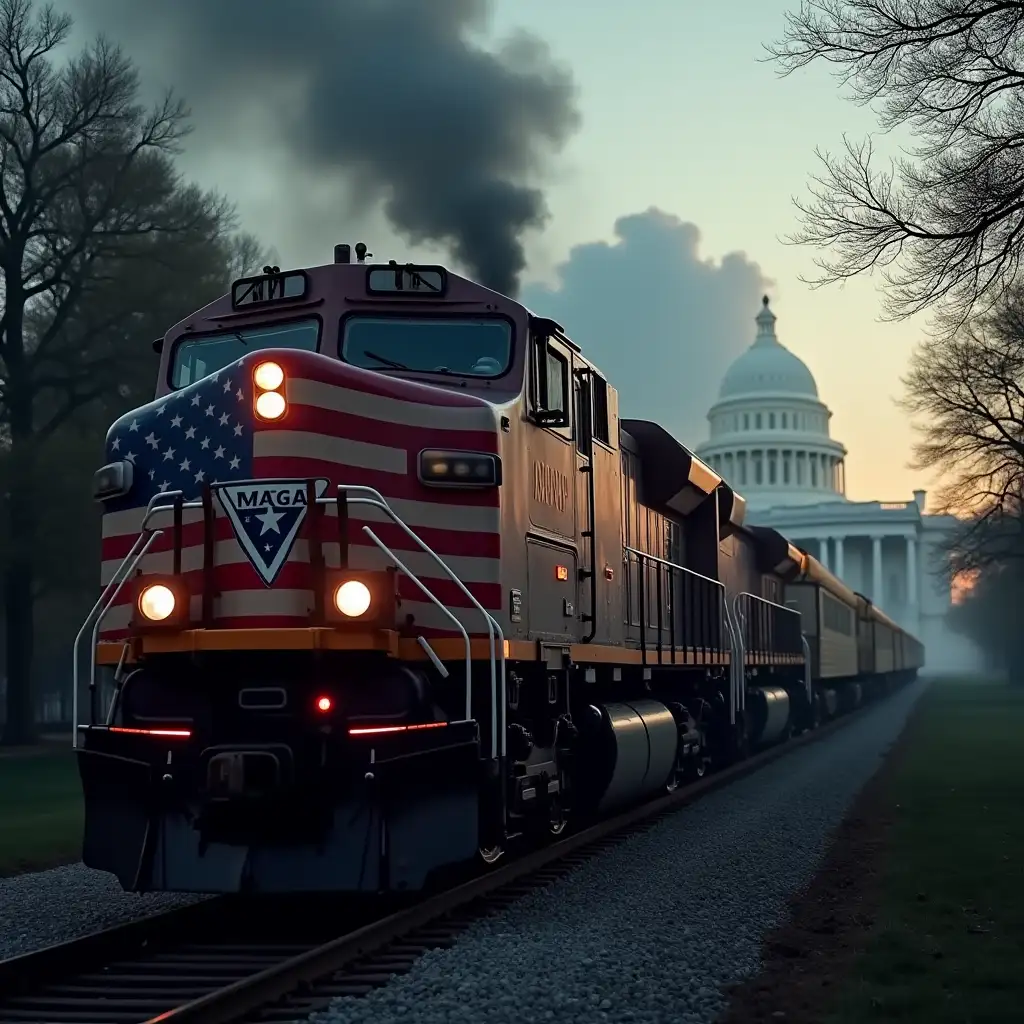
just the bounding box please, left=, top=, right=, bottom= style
left=733, top=591, right=803, bottom=655
left=330, top=486, right=506, bottom=760
left=74, top=481, right=503, bottom=759
left=800, top=634, right=812, bottom=702
left=721, top=592, right=744, bottom=722
left=621, top=546, right=742, bottom=723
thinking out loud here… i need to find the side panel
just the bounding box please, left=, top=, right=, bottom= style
left=819, top=589, right=858, bottom=679
left=526, top=538, right=579, bottom=641
left=876, top=621, right=896, bottom=672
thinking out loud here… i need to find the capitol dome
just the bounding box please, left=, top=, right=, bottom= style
left=718, top=298, right=819, bottom=399
left=695, top=296, right=847, bottom=512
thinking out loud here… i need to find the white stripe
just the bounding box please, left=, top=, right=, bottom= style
left=102, top=493, right=500, bottom=538
left=288, top=377, right=499, bottom=432
left=100, top=539, right=500, bottom=587
left=255, top=430, right=407, bottom=474
left=100, top=593, right=503, bottom=635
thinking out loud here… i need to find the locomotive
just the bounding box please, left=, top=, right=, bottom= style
left=75, top=244, right=924, bottom=894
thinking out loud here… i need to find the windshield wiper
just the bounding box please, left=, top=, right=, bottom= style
left=362, top=349, right=411, bottom=371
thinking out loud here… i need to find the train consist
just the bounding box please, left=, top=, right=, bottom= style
left=76, top=245, right=924, bottom=895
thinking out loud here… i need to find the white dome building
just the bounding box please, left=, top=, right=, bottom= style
left=695, top=295, right=983, bottom=677
left=696, top=296, right=847, bottom=511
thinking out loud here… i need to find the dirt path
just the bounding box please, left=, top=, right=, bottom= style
left=715, top=699, right=924, bottom=1024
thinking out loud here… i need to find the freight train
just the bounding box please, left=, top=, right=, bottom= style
left=75, top=245, right=924, bottom=894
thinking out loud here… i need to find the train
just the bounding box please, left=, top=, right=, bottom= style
left=74, top=244, right=924, bottom=895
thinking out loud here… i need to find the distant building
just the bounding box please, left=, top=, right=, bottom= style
left=695, top=296, right=982, bottom=675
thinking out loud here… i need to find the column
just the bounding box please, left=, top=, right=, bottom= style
left=872, top=536, right=884, bottom=605
left=820, top=537, right=830, bottom=571
left=834, top=535, right=845, bottom=580
left=906, top=535, right=917, bottom=606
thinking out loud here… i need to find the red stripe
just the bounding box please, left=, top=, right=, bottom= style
left=252, top=454, right=500, bottom=507
left=101, top=511, right=500, bottom=562
left=270, top=403, right=498, bottom=454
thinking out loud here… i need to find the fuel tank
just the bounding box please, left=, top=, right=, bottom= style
left=746, top=687, right=791, bottom=746
left=575, top=700, right=679, bottom=814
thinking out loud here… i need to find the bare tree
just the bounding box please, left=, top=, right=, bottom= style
left=901, top=281, right=1024, bottom=580
left=768, top=1, right=1024, bottom=336
left=0, top=0, right=250, bottom=743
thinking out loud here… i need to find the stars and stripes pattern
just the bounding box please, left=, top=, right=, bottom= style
left=105, top=369, right=254, bottom=510
left=99, top=350, right=503, bottom=639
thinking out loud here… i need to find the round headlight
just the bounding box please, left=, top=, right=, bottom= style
left=253, top=361, right=284, bottom=391
left=334, top=579, right=371, bottom=617
left=139, top=584, right=176, bottom=622
left=255, top=390, right=286, bottom=420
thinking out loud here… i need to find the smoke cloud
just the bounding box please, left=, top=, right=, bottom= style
left=77, top=0, right=580, bottom=296
left=523, top=209, right=774, bottom=446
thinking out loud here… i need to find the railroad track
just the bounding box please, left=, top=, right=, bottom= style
left=0, top=696, right=896, bottom=1024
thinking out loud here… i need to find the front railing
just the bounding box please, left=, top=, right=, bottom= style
left=73, top=482, right=506, bottom=760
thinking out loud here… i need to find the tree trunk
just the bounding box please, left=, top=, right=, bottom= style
left=1, top=283, right=37, bottom=747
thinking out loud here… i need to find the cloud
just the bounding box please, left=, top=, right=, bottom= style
left=75, top=0, right=580, bottom=296
left=522, top=208, right=773, bottom=447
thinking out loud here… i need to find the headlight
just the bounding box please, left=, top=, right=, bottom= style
left=138, top=584, right=176, bottom=622
left=253, top=361, right=284, bottom=390
left=253, top=360, right=287, bottom=420
left=255, top=390, right=286, bottom=419
left=418, top=449, right=501, bottom=488
left=92, top=460, right=134, bottom=501
left=334, top=579, right=372, bottom=617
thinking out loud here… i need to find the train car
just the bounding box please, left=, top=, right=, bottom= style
left=74, top=247, right=922, bottom=896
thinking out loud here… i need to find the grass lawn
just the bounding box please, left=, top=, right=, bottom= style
left=0, top=745, right=83, bottom=877
left=830, top=678, right=1024, bottom=1023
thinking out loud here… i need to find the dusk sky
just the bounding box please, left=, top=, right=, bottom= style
left=74, top=0, right=930, bottom=505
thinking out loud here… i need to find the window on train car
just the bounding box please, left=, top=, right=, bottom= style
left=592, top=374, right=610, bottom=444
left=170, top=319, right=320, bottom=388
left=340, top=316, right=512, bottom=378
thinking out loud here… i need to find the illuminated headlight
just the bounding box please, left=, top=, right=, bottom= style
left=323, top=570, right=395, bottom=627
left=138, top=584, right=176, bottom=622
left=92, top=460, right=134, bottom=501
left=333, top=579, right=372, bottom=617
left=418, top=449, right=501, bottom=488
left=253, top=360, right=287, bottom=420
left=131, top=575, right=188, bottom=629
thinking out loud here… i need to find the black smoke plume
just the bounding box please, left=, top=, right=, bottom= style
left=78, top=0, right=580, bottom=295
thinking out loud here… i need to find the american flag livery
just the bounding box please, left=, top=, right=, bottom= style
left=99, top=350, right=503, bottom=640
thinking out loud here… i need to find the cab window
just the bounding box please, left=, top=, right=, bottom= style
left=340, top=316, right=512, bottom=377
left=170, top=319, right=320, bottom=388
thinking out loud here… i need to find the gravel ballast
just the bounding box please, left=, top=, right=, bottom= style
left=0, top=865, right=207, bottom=960
left=298, top=679, right=927, bottom=1024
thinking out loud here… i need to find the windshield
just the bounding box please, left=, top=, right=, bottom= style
left=341, top=316, right=512, bottom=378
left=170, top=319, right=320, bottom=388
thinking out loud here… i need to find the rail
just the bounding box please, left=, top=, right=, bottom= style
left=732, top=591, right=804, bottom=661
left=623, top=546, right=728, bottom=663
left=73, top=481, right=505, bottom=761
left=0, top=692, right=895, bottom=1024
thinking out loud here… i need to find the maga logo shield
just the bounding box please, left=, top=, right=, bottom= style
left=217, top=478, right=329, bottom=586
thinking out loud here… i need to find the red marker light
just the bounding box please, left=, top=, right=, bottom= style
left=316, top=696, right=332, bottom=713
